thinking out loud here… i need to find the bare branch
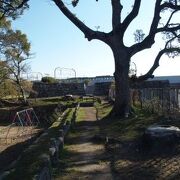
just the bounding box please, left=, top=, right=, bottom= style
left=157, top=24, right=180, bottom=33
left=164, top=10, right=178, bottom=27
left=137, top=49, right=165, bottom=81
left=161, top=2, right=180, bottom=11
left=148, top=0, right=163, bottom=37
left=156, top=2, right=180, bottom=35
left=137, top=47, right=180, bottom=81
left=137, top=31, right=180, bottom=81
left=111, top=0, right=123, bottom=30
left=53, top=0, right=108, bottom=42
left=122, top=0, right=141, bottom=32
left=130, top=0, right=163, bottom=55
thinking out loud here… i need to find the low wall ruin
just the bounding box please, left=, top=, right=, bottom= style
left=32, top=82, right=85, bottom=98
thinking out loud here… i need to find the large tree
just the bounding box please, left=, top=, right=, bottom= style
left=52, top=0, right=180, bottom=117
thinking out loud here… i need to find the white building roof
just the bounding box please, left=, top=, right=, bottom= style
left=147, top=76, right=180, bottom=84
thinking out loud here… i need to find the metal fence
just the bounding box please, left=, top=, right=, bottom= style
left=135, top=87, right=180, bottom=117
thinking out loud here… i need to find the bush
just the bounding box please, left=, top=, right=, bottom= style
left=41, top=77, right=58, bottom=84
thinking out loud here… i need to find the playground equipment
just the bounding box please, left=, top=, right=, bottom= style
left=0, top=108, right=40, bottom=145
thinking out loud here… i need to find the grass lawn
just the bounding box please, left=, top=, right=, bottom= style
left=76, top=107, right=87, bottom=121
left=96, top=102, right=180, bottom=141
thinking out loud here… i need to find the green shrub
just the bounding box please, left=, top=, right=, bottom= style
left=41, top=76, right=58, bottom=84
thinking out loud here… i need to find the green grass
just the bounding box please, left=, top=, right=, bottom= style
left=95, top=102, right=112, bottom=119
left=65, top=108, right=74, bottom=119
left=29, top=97, right=62, bottom=106
left=96, top=102, right=178, bottom=142
left=103, top=111, right=157, bottom=141
left=76, top=108, right=87, bottom=121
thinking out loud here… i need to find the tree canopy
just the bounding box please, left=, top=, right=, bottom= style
left=0, top=0, right=29, bottom=20
left=0, top=0, right=29, bottom=59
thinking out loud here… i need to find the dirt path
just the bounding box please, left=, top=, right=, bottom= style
left=54, top=107, right=113, bottom=180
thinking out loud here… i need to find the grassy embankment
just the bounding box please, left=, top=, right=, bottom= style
left=3, top=97, right=95, bottom=179
left=4, top=107, right=75, bottom=180
left=95, top=101, right=180, bottom=142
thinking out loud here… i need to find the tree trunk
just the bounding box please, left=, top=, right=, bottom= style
left=16, top=78, right=27, bottom=104
left=19, top=85, right=27, bottom=104
left=110, top=42, right=131, bottom=117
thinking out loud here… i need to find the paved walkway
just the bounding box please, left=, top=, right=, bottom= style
left=54, top=107, right=113, bottom=180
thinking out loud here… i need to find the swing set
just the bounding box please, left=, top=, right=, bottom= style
left=0, top=108, right=40, bottom=145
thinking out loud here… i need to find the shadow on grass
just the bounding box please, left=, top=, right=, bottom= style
left=96, top=107, right=180, bottom=179
left=53, top=138, right=109, bottom=179
left=107, top=141, right=180, bottom=179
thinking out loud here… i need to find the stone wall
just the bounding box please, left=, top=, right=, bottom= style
left=32, top=82, right=85, bottom=98
left=94, top=82, right=112, bottom=96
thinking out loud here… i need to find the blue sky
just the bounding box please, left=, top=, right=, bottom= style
left=12, top=0, right=180, bottom=78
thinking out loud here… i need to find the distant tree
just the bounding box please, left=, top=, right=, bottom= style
left=19, top=79, right=33, bottom=98
left=0, top=0, right=31, bottom=103
left=0, top=79, right=18, bottom=99
left=3, top=30, right=31, bottom=103
left=0, top=79, right=32, bottom=100
left=52, top=0, right=180, bottom=117
left=84, top=79, right=90, bottom=86
left=41, top=76, right=58, bottom=83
